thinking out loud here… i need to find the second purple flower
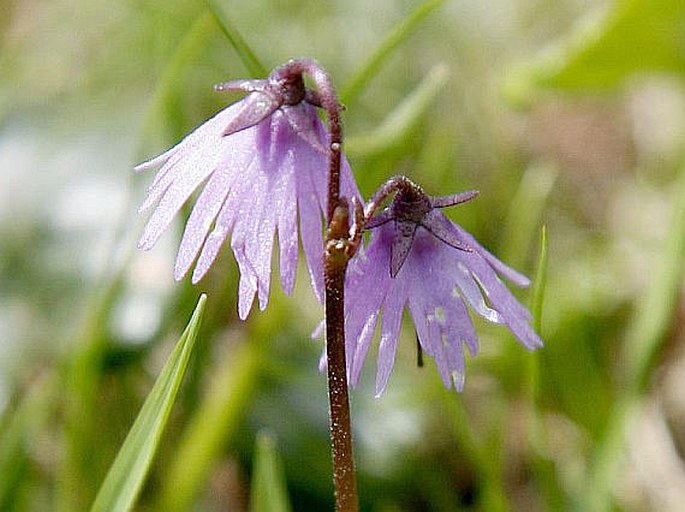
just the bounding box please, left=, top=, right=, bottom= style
left=344, top=177, right=543, bottom=396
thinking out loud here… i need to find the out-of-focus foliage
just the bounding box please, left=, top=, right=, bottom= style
left=507, top=0, right=685, bottom=99
left=3, top=0, right=685, bottom=511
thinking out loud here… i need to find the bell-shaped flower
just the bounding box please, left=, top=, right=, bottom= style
left=344, top=177, right=542, bottom=396
left=136, top=61, right=360, bottom=319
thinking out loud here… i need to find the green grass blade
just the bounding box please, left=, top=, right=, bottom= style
left=623, top=164, right=685, bottom=387
left=157, top=341, right=260, bottom=511
left=0, top=375, right=55, bottom=510
left=526, top=226, right=546, bottom=439
left=530, top=225, right=548, bottom=336
left=206, top=0, right=267, bottom=77
left=136, top=12, right=220, bottom=155
left=584, top=160, right=685, bottom=512
left=90, top=294, right=207, bottom=512
left=250, top=432, right=292, bottom=512
left=345, top=63, right=448, bottom=158
left=340, top=0, right=447, bottom=104
left=500, top=161, right=557, bottom=270
left=523, top=224, right=547, bottom=406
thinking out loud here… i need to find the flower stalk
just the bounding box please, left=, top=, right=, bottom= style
left=286, top=59, right=359, bottom=512
left=325, top=199, right=358, bottom=512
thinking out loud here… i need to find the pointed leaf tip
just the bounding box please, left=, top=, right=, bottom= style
left=90, top=294, right=207, bottom=512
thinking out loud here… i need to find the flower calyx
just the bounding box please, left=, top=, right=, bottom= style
left=365, top=176, right=479, bottom=277
left=214, top=60, right=328, bottom=140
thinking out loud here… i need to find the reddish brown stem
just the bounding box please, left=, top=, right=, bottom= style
left=325, top=203, right=358, bottom=511
left=280, top=59, right=358, bottom=511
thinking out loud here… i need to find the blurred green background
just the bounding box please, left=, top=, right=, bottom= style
left=3, top=0, right=685, bottom=510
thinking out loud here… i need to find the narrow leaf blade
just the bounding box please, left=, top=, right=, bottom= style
left=341, top=0, right=447, bottom=104
left=250, top=432, right=292, bottom=512
left=206, top=0, right=267, bottom=77
left=90, top=294, right=207, bottom=512
left=345, top=63, right=449, bottom=158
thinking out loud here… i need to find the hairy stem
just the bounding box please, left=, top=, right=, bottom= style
left=325, top=203, right=358, bottom=511
left=282, top=58, right=359, bottom=511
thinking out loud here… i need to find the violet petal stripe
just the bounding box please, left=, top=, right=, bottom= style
left=297, top=158, right=325, bottom=302
left=349, top=313, right=378, bottom=387
left=452, top=262, right=503, bottom=324
left=408, top=245, right=477, bottom=378
left=190, top=158, right=255, bottom=284
left=459, top=250, right=542, bottom=350
left=234, top=242, right=259, bottom=320
left=137, top=104, right=244, bottom=214
left=406, top=296, right=431, bottom=358
left=427, top=318, right=452, bottom=389
left=247, top=182, right=276, bottom=311
left=449, top=221, right=531, bottom=287
left=344, top=234, right=392, bottom=370
left=230, top=174, right=270, bottom=312
left=421, top=229, right=503, bottom=323
left=173, top=162, right=235, bottom=280
left=276, top=160, right=299, bottom=295
left=374, top=277, right=407, bottom=397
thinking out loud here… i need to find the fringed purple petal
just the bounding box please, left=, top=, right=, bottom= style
left=350, top=313, right=378, bottom=388
left=344, top=227, right=393, bottom=382
left=190, top=160, right=255, bottom=283
left=297, top=166, right=325, bottom=302
left=422, top=225, right=503, bottom=324
left=235, top=178, right=274, bottom=311
left=403, top=235, right=476, bottom=389
left=375, top=277, right=407, bottom=397
left=344, top=191, right=542, bottom=394
left=276, top=162, right=299, bottom=296
left=136, top=68, right=366, bottom=325
left=450, top=237, right=543, bottom=350
left=174, top=161, right=239, bottom=280
left=137, top=103, right=249, bottom=250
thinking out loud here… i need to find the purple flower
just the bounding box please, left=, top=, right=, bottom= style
left=344, top=177, right=542, bottom=396
left=136, top=62, right=359, bottom=319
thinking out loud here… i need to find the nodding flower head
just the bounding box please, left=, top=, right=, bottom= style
left=344, top=176, right=543, bottom=396
left=135, top=59, right=360, bottom=319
